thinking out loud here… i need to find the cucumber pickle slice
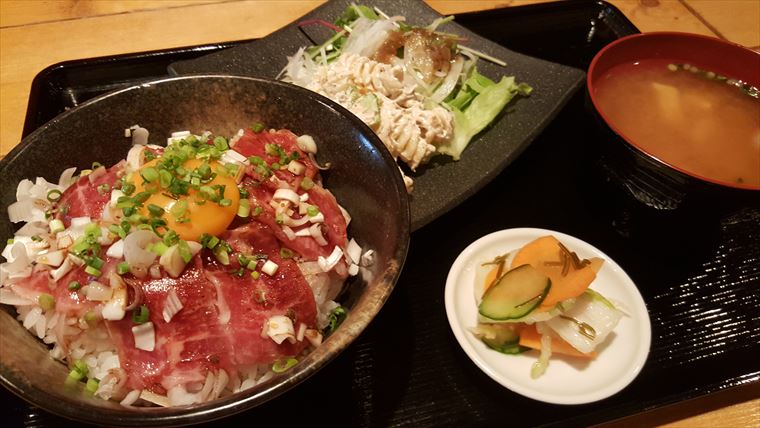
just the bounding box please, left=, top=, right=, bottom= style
left=478, top=264, right=551, bottom=320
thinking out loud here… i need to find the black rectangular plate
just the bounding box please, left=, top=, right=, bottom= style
left=9, top=1, right=760, bottom=427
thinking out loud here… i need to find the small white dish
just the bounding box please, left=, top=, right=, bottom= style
left=444, top=228, right=651, bottom=405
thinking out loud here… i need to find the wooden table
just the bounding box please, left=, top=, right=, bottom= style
left=0, top=1, right=758, bottom=426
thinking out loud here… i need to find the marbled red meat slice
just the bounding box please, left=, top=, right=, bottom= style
left=233, top=128, right=317, bottom=185
left=9, top=260, right=117, bottom=316
left=241, top=177, right=348, bottom=260
left=56, top=165, right=122, bottom=226
left=105, top=223, right=317, bottom=393
left=215, top=222, right=317, bottom=364
left=106, top=258, right=233, bottom=392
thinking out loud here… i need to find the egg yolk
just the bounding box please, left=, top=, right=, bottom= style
left=132, top=159, right=240, bottom=241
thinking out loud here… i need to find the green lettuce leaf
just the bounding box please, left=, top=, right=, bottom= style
left=438, top=75, right=532, bottom=160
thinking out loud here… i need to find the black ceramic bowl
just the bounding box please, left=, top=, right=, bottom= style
left=0, top=75, right=410, bottom=425
left=586, top=32, right=760, bottom=211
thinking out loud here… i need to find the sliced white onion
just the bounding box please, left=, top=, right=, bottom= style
left=171, top=130, right=190, bottom=139
left=126, top=146, right=146, bottom=171
left=296, top=135, right=317, bottom=154
left=361, top=249, right=375, bottom=267
left=85, top=281, right=113, bottom=302
left=120, top=389, right=142, bottom=407
left=102, top=274, right=127, bottom=321
left=0, top=289, right=35, bottom=306
left=317, top=246, right=343, bottom=272
left=140, top=390, right=170, bottom=407
left=8, top=198, right=48, bottom=223
left=294, top=228, right=311, bottom=237
left=348, top=263, right=359, bottom=276
left=131, top=126, right=149, bottom=146
left=106, top=239, right=125, bottom=258
left=2, top=242, right=32, bottom=278
left=58, top=167, right=78, bottom=188
left=304, top=329, right=323, bottom=347
left=281, top=225, right=296, bottom=241
left=296, top=322, right=307, bottom=341
left=50, top=256, right=74, bottom=281
left=309, top=224, right=328, bottom=246
left=346, top=238, right=362, bottom=265
left=87, top=166, right=106, bottom=184
left=308, top=212, right=325, bottom=223
left=132, top=322, right=155, bottom=351
left=299, top=193, right=309, bottom=202
left=57, top=234, right=74, bottom=250
left=282, top=214, right=310, bottom=227
left=339, top=205, right=351, bottom=226
left=162, top=289, right=183, bottom=323
left=265, top=315, right=296, bottom=344
left=159, top=245, right=186, bottom=278
left=220, top=149, right=249, bottom=166
left=430, top=56, right=464, bottom=103
left=287, top=160, right=306, bottom=175
left=273, top=188, right=300, bottom=205
left=123, top=230, right=159, bottom=278
left=36, top=249, right=66, bottom=267
left=262, top=260, right=279, bottom=276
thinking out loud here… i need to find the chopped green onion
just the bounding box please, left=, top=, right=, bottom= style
left=91, top=162, right=103, bottom=170
left=97, top=183, right=111, bottom=195
left=323, top=306, right=347, bottom=335
left=117, top=262, right=130, bottom=275
left=159, top=169, right=173, bottom=188
left=141, top=167, right=159, bottom=183
left=163, top=229, right=180, bottom=247
left=31, top=235, right=43, bottom=242
left=213, top=136, right=229, bottom=151
left=87, top=256, right=104, bottom=270
left=275, top=213, right=283, bottom=224
left=300, top=177, right=314, bottom=191
left=214, top=246, right=230, bottom=265
left=237, top=199, right=250, bottom=218
left=251, top=123, right=265, bottom=133
left=272, top=358, right=298, bottom=373
left=219, top=198, right=232, bottom=207
left=253, top=206, right=263, bottom=217
left=271, top=162, right=281, bottom=170
left=84, top=223, right=101, bottom=238
left=149, top=242, right=168, bottom=256
left=121, top=182, right=136, bottom=196
left=251, top=270, right=260, bottom=279
left=170, top=200, right=188, bottom=220
left=85, top=377, right=99, bottom=394
left=306, top=206, right=320, bottom=217
left=200, top=233, right=220, bottom=249
left=132, top=305, right=150, bottom=324
left=148, top=203, right=165, bottom=218
left=38, top=293, right=56, bottom=311
left=279, top=248, right=294, bottom=259
left=47, top=189, right=62, bottom=202
left=67, top=359, right=88, bottom=382
left=84, top=311, right=98, bottom=324
left=178, top=240, right=192, bottom=263
left=84, top=265, right=101, bottom=277
left=49, top=219, right=65, bottom=234
left=133, top=191, right=152, bottom=204
left=6, top=238, right=13, bottom=245
left=68, top=280, right=81, bottom=291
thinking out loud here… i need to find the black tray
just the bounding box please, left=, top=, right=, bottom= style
left=8, top=1, right=760, bottom=427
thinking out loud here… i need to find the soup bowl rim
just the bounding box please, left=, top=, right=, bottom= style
left=586, top=31, right=760, bottom=191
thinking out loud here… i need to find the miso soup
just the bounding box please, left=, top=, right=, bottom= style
left=594, top=59, right=760, bottom=188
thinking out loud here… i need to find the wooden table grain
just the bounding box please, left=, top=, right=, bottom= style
left=0, top=1, right=759, bottom=426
